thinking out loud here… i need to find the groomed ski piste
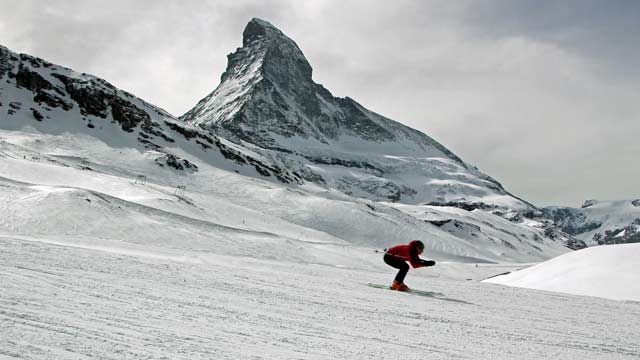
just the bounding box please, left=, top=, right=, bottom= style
left=1, top=129, right=640, bottom=359
left=5, top=235, right=640, bottom=360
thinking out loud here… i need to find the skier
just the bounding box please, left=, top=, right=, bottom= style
left=384, top=240, right=435, bottom=291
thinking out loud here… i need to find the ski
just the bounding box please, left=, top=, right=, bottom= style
left=367, top=283, right=444, bottom=297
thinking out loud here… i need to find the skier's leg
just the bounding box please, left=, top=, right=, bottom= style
left=384, top=254, right=410, bottom=283
left=395, top=262, right=409, bottom=283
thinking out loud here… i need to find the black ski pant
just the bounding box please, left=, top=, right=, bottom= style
left=384, top=254, right=409, bottom=283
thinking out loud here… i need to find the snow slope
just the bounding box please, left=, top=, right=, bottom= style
left=4, top=132, right=632, bottom=359
left=485, top=243, right=640, bottom=301
left=0, top=129, right=570, bottom=263
left=2, top=235, right=639, bottom=359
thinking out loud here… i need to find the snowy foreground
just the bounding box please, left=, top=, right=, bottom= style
left=485, top=243, right=640, bottom=302
left=2, top=235, right=640, bottom=359
left=1, top=129, right=639, bottom=359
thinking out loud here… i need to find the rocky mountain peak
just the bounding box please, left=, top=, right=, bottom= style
left=237, top=18, right=312, bottom=86
left=180, top=19, right=532, bottom=208
left=242, top=18, right=283, bottom=46
left=183, top=19, right=316, bottom=129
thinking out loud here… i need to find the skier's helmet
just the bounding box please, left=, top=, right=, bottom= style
left=411, top=240, right=424, bottom=250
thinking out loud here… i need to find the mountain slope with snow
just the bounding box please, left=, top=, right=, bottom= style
left=0, top=44, right=301, bottom=186
left=0, top=128, right=571, bottom=263
left=181, top=19, right=529, bottom=209
left=0, top=37, right=577, bottom=262
left=485, top=243, right=640, bottom=301
left=543, top=199, right=640, bottom=246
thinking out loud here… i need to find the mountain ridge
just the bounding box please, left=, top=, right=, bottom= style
left=182, top=19, right=464, bottom=157
left=0, top=44, right=302, bottom=185
left=180, top=18, right=529, bottom=207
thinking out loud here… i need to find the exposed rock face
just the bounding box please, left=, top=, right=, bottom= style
left=593, top=223, right=640, bottom=245
left=155, top=154, right=198, bottom=172
left=0, top=46, right=13, bottom=80
left=544, top=199, right=640, bottom=246
left=16, top=66, right=53, bottom=92
left=50, top=73, right=154, bottom=132
left=542, top=207, right=602, bottom=235
left=181, top=19, right=525, bottom=207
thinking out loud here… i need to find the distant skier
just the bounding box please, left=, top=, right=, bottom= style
left=383, top=240, right=435, bottom=291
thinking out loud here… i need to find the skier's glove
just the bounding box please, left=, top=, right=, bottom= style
left=421, top=260, right=436, bottom=267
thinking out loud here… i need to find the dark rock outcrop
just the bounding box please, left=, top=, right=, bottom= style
left=541, top=207, right=602, bottom=235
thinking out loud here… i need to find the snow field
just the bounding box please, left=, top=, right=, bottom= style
left=485, top=243, right=640, bottom=301
left=1, top=236, right=639, bottom=359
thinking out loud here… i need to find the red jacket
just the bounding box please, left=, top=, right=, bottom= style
left=386, top=240, right=425, bottom=268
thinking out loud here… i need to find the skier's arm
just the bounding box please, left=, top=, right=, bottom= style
left=409, top=247, right=436, bottom=268
left=408, top=247, right=425, bottom=268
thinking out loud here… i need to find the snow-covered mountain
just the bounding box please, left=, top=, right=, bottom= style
left=0, top=44, right=301, bottom=185
left=0, top=40, right=576, bottom=263
left=181, top=18, right=529, bottom=209
left=543, top=199, right=640, bottom=246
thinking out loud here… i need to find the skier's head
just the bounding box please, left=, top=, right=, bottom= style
left=409, top=240, right=424, bottom=254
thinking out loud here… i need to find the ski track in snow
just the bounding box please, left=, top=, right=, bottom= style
left=1, top=236, right=639, bottom=359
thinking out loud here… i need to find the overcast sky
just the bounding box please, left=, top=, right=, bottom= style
left=1, top=0, right=638, bottom=207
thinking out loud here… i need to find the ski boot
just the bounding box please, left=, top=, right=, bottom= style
left=390, top=281, right=410, bottom=291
